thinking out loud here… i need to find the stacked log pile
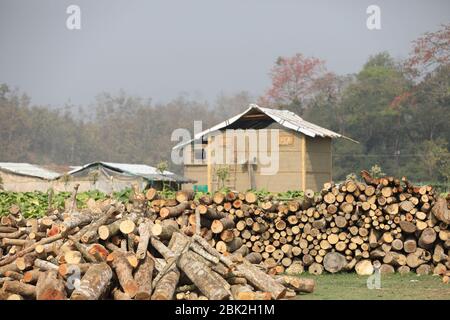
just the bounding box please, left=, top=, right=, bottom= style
left=147, top=172, right=450, bottom=282
left=0, top=191, right=315, bottom=300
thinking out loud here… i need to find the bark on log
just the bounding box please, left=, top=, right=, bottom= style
left=107, top=251, right=139, bottom=297
left=136, top=220, right=152, bottom=260
left=150, top=264, right=180, bottom=300
left=211, top=217, right=235, bottom=234
left=59, top=211, right=95, bottom=234
left=112, top=287, right=132, bottom=300
left=151, top=219, right=179, bottom=240
left=399, top=221, right=417, bottom=234
left=34, top=259, right=59, bottom=272
left=204, top=207, right=228, bottom=220
left=2, top=280, right=36, bottom=299
left=36, top=270, right=67, bottom=300
left=70, top=263, right=113, bottom=300
left=134, top=254, right=154, bottom=300
left=97, top=213, right=138, bottom=240
left=0, top=262, right=19, bottom=276
left=58, top=263, right=91, bottom=278
left=275, top=275, right=315, bottom=293
left=230, top=284, right=254, bottom=300
left=235, top=261, right=286, bottom=299
left=80, top=206, right=118, bottom=244
left=178, top=250, right=231, bottom=300
left=159, top=202, right=190, bottom=219
left=431, top=197, right=450, bottom=224
left=192, top=234, right=234, bottom=268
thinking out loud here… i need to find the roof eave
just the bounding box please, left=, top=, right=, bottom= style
left=172, top=103, right=358, bottom=148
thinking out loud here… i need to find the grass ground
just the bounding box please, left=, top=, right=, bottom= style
left=294, top=273, right=450, bottom=300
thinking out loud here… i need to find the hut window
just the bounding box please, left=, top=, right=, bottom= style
left=194, top=148, right=206, bottom=160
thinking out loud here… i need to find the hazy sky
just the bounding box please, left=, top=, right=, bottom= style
left=0, top=0, right=449, bottom=107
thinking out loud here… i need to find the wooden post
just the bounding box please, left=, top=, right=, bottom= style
left=329, top=138, right=332, bottom=182
left=301, top=134, right=306, bottom=191
left=207, top=136, right=212, bottom=193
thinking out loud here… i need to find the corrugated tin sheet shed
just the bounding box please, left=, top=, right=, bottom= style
left=0, top=162, right=60, bottom=180
left=68, top=162, right=194, bottom=183
left=173, top=104, right=356, bottom=149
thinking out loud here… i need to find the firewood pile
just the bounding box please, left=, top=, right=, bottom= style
left=0, top=171, right=449, bottom=300
left=0, top=188, right=315, bottom=300
left=147, top=171, right=450, bottom=282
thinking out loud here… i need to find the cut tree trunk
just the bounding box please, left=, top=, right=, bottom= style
left=404, top=239, right=417, bottom=253
left=399, top=221, right=417, bottom=234
left=136, top=220, right=152, bottom=260
left=431, top=197, right=450, bottom=224
left=159, top=202, right=190, bottom=219
left=134, top=254, right=154, bottom=300
left=107, top=251, right=139, bottom=297
left=36, top=270, right=66, bottom=300
left=275, top=275, right=315, bottom=293
left=70, top=263, right=113, bottom=300
left=177, top=250, right=231, bottom=300
left=151, top=220, right=179, bottom=240
left=418, top=228, right=436, bottom=249
left=2, top=280, right=36, bottom=299
left=323, top=252, right=346, bottom=273
left=230, top=284, right=255, bottom=300
left=211, top=217, right=235, bottom=234
left=355, top=260, right=374, bottom=275
left=112, top=287, right=132, bottom=300
left=308, top=263, right=323, bottom=275
left=235, top=261, right=286, bottom=299
left=150, top=264, right=179, bottom=300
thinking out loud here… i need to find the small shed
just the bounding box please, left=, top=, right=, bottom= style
left=54, top=162, right=194, bottom=193
left=174, top=104, right=355, bottom=192
left=0, top=162, right=60, bottom=192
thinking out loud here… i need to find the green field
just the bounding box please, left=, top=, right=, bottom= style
left=295, top=273, right=450, bottom=300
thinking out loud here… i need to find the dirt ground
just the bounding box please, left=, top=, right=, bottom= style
left=294, top=273, right=450, bottom=300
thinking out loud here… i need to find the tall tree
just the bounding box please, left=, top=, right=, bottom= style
left=406, top=23, right=450, bottom=77
left=260, top=53, right=327, bottom=115
left=304, top=73, right=354, bottom=135
left=0, top=84, right=32, bottom=161
left=332, top=52, right=412, bottom=177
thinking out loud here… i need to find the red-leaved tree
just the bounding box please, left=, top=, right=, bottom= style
left=406, top=23, right=450, bottom=76
left=260, top=53, right=327, bottom=114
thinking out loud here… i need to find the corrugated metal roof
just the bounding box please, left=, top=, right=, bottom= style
left=0, top=162, right=60, bottom=180
left=68, top=162, right=194, bottom=183
left=173, top=104, right=356, bottom=149
left=102, top=162, right=173, bottom=176
left=41, top=164, right=81, bottom=174
left=258, top=106, right=345, bottom=139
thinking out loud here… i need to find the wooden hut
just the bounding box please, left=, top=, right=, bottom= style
left=174, top=104, right=355, bottom=192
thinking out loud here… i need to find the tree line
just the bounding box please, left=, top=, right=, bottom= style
left=0, top=25, right=448, bottom=186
